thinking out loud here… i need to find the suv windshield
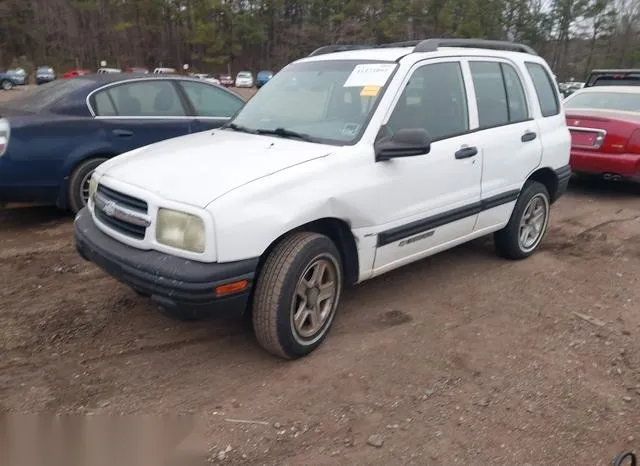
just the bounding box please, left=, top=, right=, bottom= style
left=4, top=78, right=89, bottom=112
left=228, top=60, right=397, bottom=145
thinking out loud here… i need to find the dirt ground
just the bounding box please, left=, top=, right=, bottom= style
left=1, top=86, right=639, bottom=465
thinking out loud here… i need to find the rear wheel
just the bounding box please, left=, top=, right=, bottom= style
left=1, top=80, right=13, bottom=91
left=493, top=181, right=550, bottom=260
left=252, top=232, right=343, bottom=359
left=68, top=157, right=108, bottom=214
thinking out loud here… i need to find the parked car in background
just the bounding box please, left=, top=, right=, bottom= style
left=193, top=73, right=221, bottom=85
left=73, top=38, right=570, bottom=359
left=97, top=67, right=122, bottom=74
left=153, top=67, right=176, bottom=74
left=36, top=66, right=56, bottom=85
left=584, top=69, right=640, bottom=87
left=218, top=74, right=234, bottom=87
left=0, top=71, right=17, bottom=90
left=564, top=85, right=640, bottom=183
left=0, top=74, right=246, bottom=213
left=63, top=69, right=91, bottom=79
left=6, top=68, right=27, bottom=85
left=125, top=67, right=149, bottom=74
left=256, top=70, right=274, bottom=88
left=235, top=71, right=254, bottom=88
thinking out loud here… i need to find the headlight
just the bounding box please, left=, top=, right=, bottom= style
left=156, top=209, right=205, bottom=253
left=88, top=176, right=98, bottom=201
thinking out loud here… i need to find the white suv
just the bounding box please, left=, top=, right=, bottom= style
left=74, top=39, right=571, bottom=360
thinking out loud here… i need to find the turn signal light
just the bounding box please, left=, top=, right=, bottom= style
left=215, top=280, right=248, bottom=297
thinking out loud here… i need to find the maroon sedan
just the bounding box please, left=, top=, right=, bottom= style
left=564, top=86, right=640, bottom=182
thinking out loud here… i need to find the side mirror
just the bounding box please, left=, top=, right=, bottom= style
left=374, top=127, right=432, bottom=162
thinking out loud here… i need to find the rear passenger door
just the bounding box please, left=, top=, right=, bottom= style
left=465, top=58, right=543, bottom=231
left=523, top=61, right=570, bottom=171
left=90, top=79, right=192, bottom=154
left=177, top=80, right=245, bottom=132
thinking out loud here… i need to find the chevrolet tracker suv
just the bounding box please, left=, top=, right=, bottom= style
left=74, top=38, right=571, bottom=360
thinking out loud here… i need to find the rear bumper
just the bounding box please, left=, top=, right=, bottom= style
left=74, top=207, right=259, bottom=316
left=570, top=149, right=640, bottom=178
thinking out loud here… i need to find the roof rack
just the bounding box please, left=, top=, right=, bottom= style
left=307, top=38, right=537, bottom=57
left=413, top=38, right=537, bottom=55
left=308, top=45, right=375, bottom=57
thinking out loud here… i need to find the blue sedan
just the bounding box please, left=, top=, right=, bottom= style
left=0, top=72, right=17, bottom=90
left=0, top=74, right=246, bottom=212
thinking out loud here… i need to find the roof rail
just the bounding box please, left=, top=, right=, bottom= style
left=414, top=38, right=537, bottom=55
left=308, top=45, right=374, bottom=57
left=308, top=41, right=422, bottom=57
left=307, top=38, right=537, bottom=58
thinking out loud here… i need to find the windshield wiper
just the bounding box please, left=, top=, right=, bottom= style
left=256, top=127, right=313, bottom=142
left=221, top=122, right=258, bottom=134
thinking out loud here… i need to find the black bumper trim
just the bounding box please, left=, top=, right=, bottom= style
left=74, top=207, right=258, bottom=314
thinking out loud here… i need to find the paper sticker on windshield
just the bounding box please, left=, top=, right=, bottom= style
left=343, top=64, right=395, bottom=88
left=360, top=85, right=380, bottom=97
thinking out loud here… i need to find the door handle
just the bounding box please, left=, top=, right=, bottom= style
left=455, top=146, right=478, bottom=159
left=112, top=129, right=133, bottom=138
left=521, top=131, right=537, bottom=142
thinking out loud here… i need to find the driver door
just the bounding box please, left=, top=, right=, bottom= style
left=370, top=59, right=483, bottom=276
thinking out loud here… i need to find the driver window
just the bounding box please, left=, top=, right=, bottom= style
left=386, top=62, right=469, bottom=141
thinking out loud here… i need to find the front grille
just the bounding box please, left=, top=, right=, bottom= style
left=94, top=184, right=149, bottom=240
left=97, top=184, right=148, bottom=212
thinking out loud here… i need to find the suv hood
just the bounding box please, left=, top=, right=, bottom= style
left=97, top=129, right=334, bottom=208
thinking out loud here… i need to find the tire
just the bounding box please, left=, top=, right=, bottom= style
left=68, top=157, right=108, bottom=214
left=252, top=232, right=343, bottom=359
left=1, top=80, right=13, bottom=91
left=493, top=180, right=551, bottom=260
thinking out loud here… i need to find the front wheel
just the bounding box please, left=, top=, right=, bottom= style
left=1, top=80, right=13, bottom=91
left=252, top=232, right=343, bottom=359
left=493, top=181, right=551, bottom=260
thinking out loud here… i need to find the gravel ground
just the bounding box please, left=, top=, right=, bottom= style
left=0, top=85, right=639, bottom=465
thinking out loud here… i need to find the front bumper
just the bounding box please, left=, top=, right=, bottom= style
left=570, top=149, right=640, bottom=178
left=74, top=207, right=259, bottom=316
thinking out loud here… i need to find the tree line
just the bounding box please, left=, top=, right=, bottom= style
left=1, top=0, right=639, bottom=81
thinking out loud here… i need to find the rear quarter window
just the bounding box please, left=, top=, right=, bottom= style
left=525, top=62, right=560, bottom=118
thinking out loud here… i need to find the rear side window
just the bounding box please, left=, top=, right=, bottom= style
left=525, top=62, right=560, bottom=117
left=469, top=61, right=530, bottom=129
